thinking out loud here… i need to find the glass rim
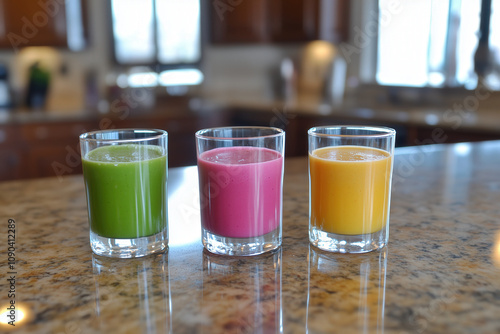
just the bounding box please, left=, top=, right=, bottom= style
left=195, top=126, right=285, bottom=140
left=79, top=128, right=168, bottom=143
left=308, top=125, right=396, bottom=138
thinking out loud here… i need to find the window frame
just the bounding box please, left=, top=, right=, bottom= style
left=351, top=0, right=494, bottom=91
left=108, top=0, right=205, bottom=72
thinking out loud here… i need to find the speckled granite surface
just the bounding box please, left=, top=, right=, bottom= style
left=1, top=141, right=500, bottom=333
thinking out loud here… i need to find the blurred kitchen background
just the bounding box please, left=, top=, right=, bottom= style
left=1, top=0, right=500, bottom=181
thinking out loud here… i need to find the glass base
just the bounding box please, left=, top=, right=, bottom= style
left=309, top=227, right=387, bottom=253
left=202, top=228, right=281, bottom=256
left=90, top=229, right=168, bottom=258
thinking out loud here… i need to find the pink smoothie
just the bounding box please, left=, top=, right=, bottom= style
left=198, top=146, right=283, bottom=238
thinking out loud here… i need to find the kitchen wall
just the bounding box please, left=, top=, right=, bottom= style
left=0, top=0, right=314, bottom=112
left=200, top=44, right=303, bottom=101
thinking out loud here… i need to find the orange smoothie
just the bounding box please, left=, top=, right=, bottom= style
left=309, top=146, right=392, bottom=235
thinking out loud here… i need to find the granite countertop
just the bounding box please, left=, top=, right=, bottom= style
left=1, top=141, right=500, bottom=333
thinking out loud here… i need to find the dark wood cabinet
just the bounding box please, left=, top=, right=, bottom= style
left=3, top=103, right=496, bottom=181
left=211, top=0, right=268, bottom=43
left=0, top=124, right=25, bottom=181
left=0, top=0, right=87, bottom=50
left=210, top=0, right=321, bottom=44
left=0, top=106, right=231, bottom=181
left=267, top=0, right=319, bottom=42
left=0, top=148, right=24, bottom=181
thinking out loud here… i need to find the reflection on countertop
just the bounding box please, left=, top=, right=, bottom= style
left=307, top=247, right=387, bottom=333
left=200, top=250, right=282, bottom=333
left=92, top=253, right=171, bottom=333
left=1, top=140, right=500, bottom=333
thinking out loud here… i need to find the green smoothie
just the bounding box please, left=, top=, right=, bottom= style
left=82, top=144, right=167, bottom=239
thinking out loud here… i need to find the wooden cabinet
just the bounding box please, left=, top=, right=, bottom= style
left=210, top=0, right=321, bottom=44
left=407, top=125, right=500, bottom=146
left=0, top=120, right=95, bottom=181
left=267, top=0, right=319, bottom=42
left=22, top=121, right=91, bottom=178
left=211, top=0, right=268, bottom=43
left=4, top=103, right=497, bottom=181
left=0, top=125, right=25, bottom=181
left=0, top=148, right=24, bottom=180
left=27, top=144, right=81, bottom=179
left=0, top=0, right=87, bottom=49
left=0, top=106, right=231, bottom=181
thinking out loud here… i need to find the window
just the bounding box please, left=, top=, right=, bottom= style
left=110, top=0, right=202, bottom=87
left=376, top=0, right=500, bottom=90
left=112, top=0, right=156, bottom=64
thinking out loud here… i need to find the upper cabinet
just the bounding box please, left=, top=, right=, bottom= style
left=210, top=0, right=349, bottom=44
left=267, top=0, right=319, bottom=42
left=0, top=0, right=87, bottom=50
left=210, top=0, right=269, bottom=43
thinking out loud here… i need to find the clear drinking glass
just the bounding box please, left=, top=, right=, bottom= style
left=80, top=129, right=168, bottom=258
left=195, top=127, right=285, bottom=256
left=308, top=126, right=395, bottom=253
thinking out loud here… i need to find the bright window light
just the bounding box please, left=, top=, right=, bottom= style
left=118, top=69, right=204, bottom=88
left=65, top=0, right=86, bottom=51
left=159, top=69, right=204, bottom=86
left=377, top=0, right=489, bottom=88
left=427, top=0, right=450, bottom=86
left=455, top=1, right=481, bottom=86
left=486, top=0, right=500, bottom=89
left=111, top=0, right=155, bottom=64
left=156, top=0, right=201, bottom=64
left=111, top=0, right=201, bottom=66
left=491, top=0, right=500, bottom=58
left=377, top=0, right=432, bottom=86
left=128, top=72, right=158, bottom=88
